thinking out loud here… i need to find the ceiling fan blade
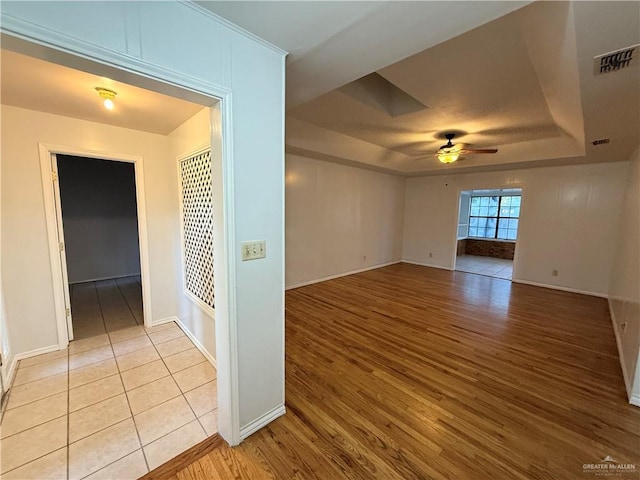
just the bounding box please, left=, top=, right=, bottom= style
left=458, top=148, right=498, bottom=154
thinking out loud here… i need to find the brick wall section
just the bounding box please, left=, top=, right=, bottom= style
left=463, top=239, right=515, bottom=260
left=457, top=239, right=467, bottom=256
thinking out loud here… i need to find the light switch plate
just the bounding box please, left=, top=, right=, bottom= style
left=241, top=240, right=266, bottom=261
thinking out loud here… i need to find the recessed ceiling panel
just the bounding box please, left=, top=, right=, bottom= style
left=290, top=4, right=565, bottom=160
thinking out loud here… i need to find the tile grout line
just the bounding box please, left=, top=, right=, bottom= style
left=11, top=360, right=69, bottom=388
left=3, top=282, right=213, bottom=478
left=147, top=324, right=199, bottom=434
left=127, top=377, right=217, bottom=418
left=2, top=355, right=214, bottom=475
left=114, top=277, right=143, bottom=327
left=74, top=419, right=144, bottom=480
left=144, top=323, right=210, bottom=447
left=15, top=350, right=69, bottom=370
left=3, top=281, right=147, bottom=478
left=143, top=407, right=214, bottom=454
left=68, top=373, right=123, bottom=414
left=0, top=409, right=68, bottom=441
left=1, top=445, right=69, bottom=477
left=0, top=353, right=69, bottom=475
left=3, top=379, right=68, bottom=412
left=110, top=330, right=197, bottom=378
left=108, top=320, right=151, bottom=475
left=92, top=281, right=109, bottom=340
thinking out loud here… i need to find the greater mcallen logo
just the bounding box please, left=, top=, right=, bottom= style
left=583, top=456, right=636, bottom=476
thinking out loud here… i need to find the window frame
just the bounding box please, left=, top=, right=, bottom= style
left=468, top=195, right=520, bottom=240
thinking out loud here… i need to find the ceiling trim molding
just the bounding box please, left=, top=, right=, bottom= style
left=182, top=1, right=288, bottom=56
left=285, top=145, right=405, bottom=177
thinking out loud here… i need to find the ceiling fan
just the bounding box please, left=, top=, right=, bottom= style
left=436, top=133, right=498, bottom=164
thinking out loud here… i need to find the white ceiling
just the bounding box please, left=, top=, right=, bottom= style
left=0, top=50, right=205, bottom=135
left=198, top=1, right=532, bottom=108
left=200, top=0, right=640, bottom=176
left=1, top=1, right=637, bottom=174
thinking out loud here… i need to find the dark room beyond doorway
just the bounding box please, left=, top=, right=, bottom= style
left=57, top=155, right=143, bottom=340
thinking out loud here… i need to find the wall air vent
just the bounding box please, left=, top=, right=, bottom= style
left=594, top=44, right=639, bottom=75
left=592, top=138, right=610, bottom=146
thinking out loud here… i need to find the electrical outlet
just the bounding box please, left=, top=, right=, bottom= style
left=621, top=322, right=627, bottom=331
left=241, top=240, right=266, bottom=261
left=429, top=252, right=433, bottom=258
left=552, top=269, right=558, bottom=277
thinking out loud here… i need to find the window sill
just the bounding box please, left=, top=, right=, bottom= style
left=463, top=237, right=516, bottom=243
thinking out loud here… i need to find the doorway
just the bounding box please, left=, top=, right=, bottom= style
left=454, top=188, right=522, bottom=280
left=54, top=155, right=144, bottom=341
left=40, top=144, right=151, bottom=348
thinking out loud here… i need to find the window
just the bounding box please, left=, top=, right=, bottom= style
left=468, top=195, right=520, bottom=240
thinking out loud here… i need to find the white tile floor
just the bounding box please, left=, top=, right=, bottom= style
left=455, top=254, right=513, bottom=280
left=71, top=278, right=144, bottom=341
left=0, top=279, right=217, bottom=479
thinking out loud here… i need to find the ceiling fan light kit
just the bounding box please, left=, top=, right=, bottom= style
left=438, top=150, right=459, bottom=163
left=436, top=133, right=498, bottom=164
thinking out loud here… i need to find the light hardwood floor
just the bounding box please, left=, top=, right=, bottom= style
left=166, top=263, right=639, bottom=480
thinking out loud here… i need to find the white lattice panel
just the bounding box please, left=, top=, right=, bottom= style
left=179, top=150, right=214, bottom=309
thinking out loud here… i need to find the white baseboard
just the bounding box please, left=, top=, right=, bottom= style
left=239, top=404, right=286, bottom=440
left=6, top=356, right=18, bottom=390
left=286, top=260, right=402, bottom=290
left=14, top=345, right=61, bottom=362
left=401, top=259, right=453, bottom=271
left=631, top=393, right=640, bottom=407
left=150, top=316, right=180, bottom=327
left=174, top=317, right=217, bottom=369
left=149, top=316, right=216, bottom=368
left=608, top=300, right=632, bottom=400
left=7, top=344, right=60, bottom=387
left=511, top=278, right=608, bottom=298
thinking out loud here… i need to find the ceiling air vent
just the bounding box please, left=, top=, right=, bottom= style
left=594, top=44, right=639, bottom=75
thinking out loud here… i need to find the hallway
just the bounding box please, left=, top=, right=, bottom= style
left=0, top=279, right=218, bottom=479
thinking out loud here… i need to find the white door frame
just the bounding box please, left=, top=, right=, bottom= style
left=39, top=144, right=153, bottom=349
left=49, top=154, right=74, bottom=341
left=451, top=185, right=525, bottom=279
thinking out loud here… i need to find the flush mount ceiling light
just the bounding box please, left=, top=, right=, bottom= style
left=95, top=87, right=117, bottom=110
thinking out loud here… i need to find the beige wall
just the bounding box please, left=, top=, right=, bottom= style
left=285, top=155, right=405, bottom=288
left=167, top=108, right=216, bottom=361
left=403, top=161, right=629, bottom=296
left=1, top=105, right=181, bottom=356
left=609, top=146, right=640, bottom=402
